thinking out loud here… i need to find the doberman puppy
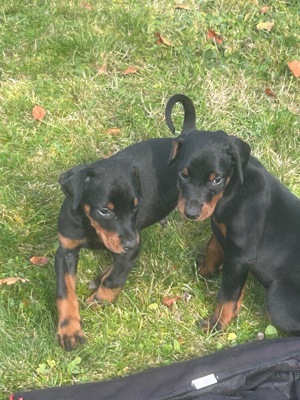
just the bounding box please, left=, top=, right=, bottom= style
left=166, top=94, right=300, bottom=335
left=55, top=96, right=196, bottom=351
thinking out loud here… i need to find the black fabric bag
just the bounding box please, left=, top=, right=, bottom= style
left=11, top=337, right=300, bottom=400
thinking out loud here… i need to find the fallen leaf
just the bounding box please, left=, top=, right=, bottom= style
left=32, top=105, right=46, bottom=121
left=265, top=88, right=277, bottom=98
left=105, top=128, right=121, bottom=135
left=97, top=64, right=107, bottom=75
left=122, top=66, right=138, bottom=75
left=175, top=4, right=191, bottom=10
left=81, top=2, right=92, bottom=10
left=260, top=6, right=270, bottom=13
left=227, top=332, right=237, bottom=341
left=155, top=32, right=172, bottom=47
left=206, top=29, right=223, bottom=45
left=256, top=21, right=274, bottom=32
left=163, top=296, right=182, bottom=308
left=287, top=60, right=300, bottom=78
left=178, top=337, right=185, bottom=345
left=30, top=256, right=49, bottom=266
left=0, top=277, right=29, bottom=286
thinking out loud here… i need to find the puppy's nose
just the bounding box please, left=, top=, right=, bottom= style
left=185, top=202, right=200, bottom=220
left=122, top=239, right=138, bottom=252
left=185, top=209, right=200, bottom=220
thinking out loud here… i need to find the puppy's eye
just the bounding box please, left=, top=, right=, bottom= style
left=212, top=177, right=223, bottom=186
left=96, top=208, right=111, bottom=217
left=179, top=169, right=189, bottom=179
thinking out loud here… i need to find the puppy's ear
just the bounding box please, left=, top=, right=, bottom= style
left=59, top=164, right=93, bottom=209
left=132, top=166, right=142, bottom=197
left=168, top=138, right=183, bottom=165
left=227, top=136, right=251, bottom=183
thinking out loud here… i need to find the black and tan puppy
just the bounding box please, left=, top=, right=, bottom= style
left=55, top=96, right=196, bottom=350
left=166, top=94, right=300, bottom=335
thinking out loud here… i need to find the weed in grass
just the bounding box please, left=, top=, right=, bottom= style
left=0, top=0, right=299, bottom=397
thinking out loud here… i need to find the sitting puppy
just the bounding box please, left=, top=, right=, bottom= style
left=55, top=96, right=196, bottom=350
left=166, top=94, right=300, bottom=335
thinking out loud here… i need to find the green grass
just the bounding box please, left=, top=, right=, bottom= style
left=0, top=0, right=299, bottom=397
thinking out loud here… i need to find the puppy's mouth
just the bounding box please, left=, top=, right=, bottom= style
left=91, top=223, right=139, bottom=254
left=84, top=204, right=139, bottom=254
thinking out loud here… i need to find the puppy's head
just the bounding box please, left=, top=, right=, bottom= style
left=169, top=130, right=251, bottom=221
left=59, top=159, right=141, bottom=254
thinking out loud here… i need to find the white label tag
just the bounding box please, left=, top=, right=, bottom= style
left=191, top=373, right=218, bottom=390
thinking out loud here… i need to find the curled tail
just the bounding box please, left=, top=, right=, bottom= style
left=165, top=94, right=196, bottom=136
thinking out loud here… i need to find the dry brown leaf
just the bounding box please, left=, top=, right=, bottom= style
left=163, top=296, right=182, bottom=308
left=178, top=337, right=185, bottom=345
left=260, top=6, right=270, bottom=13
left=175, top=4, right=191, bottom=10
left=97, top=64, right=107, bottom=75
left=206, top=29, right=223, bottom=45
left=0, top=277, right=29, bottom=286
left=155, top=32, right=172, bottom=47
left=105, top=128, right=121, bottom=135
left=81, top=2, right=92, bottom=10
left=122, top=66, right=138, bottom=75
left=265, top=88, right=277, bottom=98
left=32, top=105, right=46, bottom=121
left=30, top=256, right=49, bottom=266
left=256, top=21, right=274, bottom=31
left=287, top=60, right=300, bottom=78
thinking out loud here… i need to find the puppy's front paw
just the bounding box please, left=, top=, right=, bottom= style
left=197, top=257, right=222, bottom=278
left=57, top=318, right=85, bottom=351
left=86, top=292, right=107, bottom=307
left=198, top=316, right=223, bottom=333
left=87, top=286, right=121, bottom=306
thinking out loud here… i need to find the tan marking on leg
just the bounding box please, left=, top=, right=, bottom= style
left=58, top=233, right=86, bottom=250
left=213, top=289, right=245, bottom=328
left=57, top=273, right=85, bottom=350
left=198, top=235, right=224, bottom=277
left=87, top=266, right=121, bottom=305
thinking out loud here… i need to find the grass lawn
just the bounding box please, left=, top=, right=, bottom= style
left=0, top=0, right=299, bottom=397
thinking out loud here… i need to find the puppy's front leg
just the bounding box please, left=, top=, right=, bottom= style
left=87, top=247, right=140, bottom=305
left=198, top=235, right=224, bottom=278
left=200, top=259, right=249, bottom=331
left=55, top=241, right=85, bottom=351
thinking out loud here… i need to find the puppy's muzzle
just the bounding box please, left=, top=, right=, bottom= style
left=121, top=238, right=138, bottom=252
left=120, top=232, right=139, bottom=252
left=184, top=200, right=201, bottom=220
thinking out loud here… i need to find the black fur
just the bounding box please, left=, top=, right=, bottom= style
left=166, top=94, right=300, bottom=335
